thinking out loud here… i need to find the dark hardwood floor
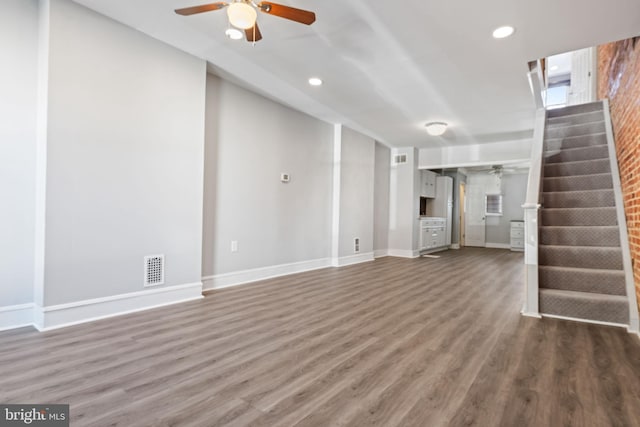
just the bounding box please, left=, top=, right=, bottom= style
left=1, top=248, right=639, bottom=426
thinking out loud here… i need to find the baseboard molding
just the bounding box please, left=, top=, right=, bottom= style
left=34, top=282, right=203, bottom=331
left=520, top=310, right=542, bottom=319
left=331, top=252, right=374, bottom=267
left=387, top=249, right=420, bottom=258
left=0, top=303, right=36, bottom=331
left=541, top=313, right=627, bottom=329
left=485, top=242, right=511, bottom=250
left=374, top=249, right=389, bottom=258
left=450, top=244, right=460, bottom=250
left=203, top=258, right=331, bottom=291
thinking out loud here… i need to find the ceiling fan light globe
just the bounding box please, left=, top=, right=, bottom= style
left=227, top=2, right=257, bottom=30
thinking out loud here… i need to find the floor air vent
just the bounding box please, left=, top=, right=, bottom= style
left=144, top=254, right=164, bottom=287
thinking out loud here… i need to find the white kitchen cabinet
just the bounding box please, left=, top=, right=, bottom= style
left=510, top=220, right=524, bottom=251
left=420, top=217, right=447, bottom=252
left=421, top=170, right=437, bottom=198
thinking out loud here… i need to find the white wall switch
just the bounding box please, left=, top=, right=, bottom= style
left=231, top=240, right=238, bottom=252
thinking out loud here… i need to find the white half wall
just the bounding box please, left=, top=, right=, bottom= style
left=202, top=74, right=334, bottom=278
left=42, top=0, right=207, bottom=306
left=0, top=0, right=38, bottom=309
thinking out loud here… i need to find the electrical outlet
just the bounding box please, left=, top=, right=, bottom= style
left=231, top=240, right=238, bottom=252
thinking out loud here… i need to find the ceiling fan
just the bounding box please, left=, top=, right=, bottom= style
left=174, top=1, right=316, bottom=43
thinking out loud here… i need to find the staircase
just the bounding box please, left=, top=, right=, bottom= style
left=538, top=101, right=630, bottom=325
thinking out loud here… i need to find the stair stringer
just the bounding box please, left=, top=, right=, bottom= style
left=603, top=99, right=640, bottom=333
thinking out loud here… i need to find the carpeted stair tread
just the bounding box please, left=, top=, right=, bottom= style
left=539, top=288, right=629, bottom=324
left=544, top=158, right=611, bottom=177
left=539, top=265, right=626, bottom=296
left=545, top=121, right=606, bottom=139
left=545, top=145, right=609, bottom=163
left=546, top=101, right=603, bottom=118
left=542, top=189, right=615, bottom=208
left=541, top=207, right=617, bottom=226
left=543, top=173, right=613, bottom=192
left=539, top=226, right=620, bottom=247
left=546, top=111, right=605, bottom=127
left=539, top=245, right=623, bottom=270
left=544, top=132, right=607, bottom=151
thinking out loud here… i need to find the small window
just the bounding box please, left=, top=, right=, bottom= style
left=486, top=194, right=503, bottom=216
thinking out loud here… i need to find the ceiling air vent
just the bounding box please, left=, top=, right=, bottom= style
left=394, top=154, right=407, bottom=164
left=144, top=254, right=164, bottom=287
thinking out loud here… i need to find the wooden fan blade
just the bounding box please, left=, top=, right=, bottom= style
left=175, top=2, right=227, bottom=16
left=245, top=23, right=263, bottom=42
left=258, top=2, right=316, bottom=25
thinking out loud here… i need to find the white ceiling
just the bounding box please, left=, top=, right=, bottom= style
left=74, top=0, right=640, bottom=148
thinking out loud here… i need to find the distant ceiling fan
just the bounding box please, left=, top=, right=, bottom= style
left=175, top=1, right=316, bottom=43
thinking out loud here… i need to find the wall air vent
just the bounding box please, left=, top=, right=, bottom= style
left=144, top=254, right=164, bottom=287
left=354, top=238, right=360, bottom=253
left=394, top=154, right=407, bottom=164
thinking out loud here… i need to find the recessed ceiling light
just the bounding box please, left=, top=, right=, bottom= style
left=308, top=77, right=323, bottom=86
left=225, top=28, right=243, bottom=40
left=492, top=26, right=515, bottom=39
left=425, top=122, right=448, bottom=136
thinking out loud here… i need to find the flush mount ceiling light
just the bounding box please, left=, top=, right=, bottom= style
left=492, top=25, right=515, bottom=39
left=308, top=77, right=323, bottom=86
left=225, top=27, right=243, bottom=40
left=425, top=122, right=448, bottom=136
left=227, top=2, right=257, bottom=29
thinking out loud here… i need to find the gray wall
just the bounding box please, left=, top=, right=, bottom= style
left=485, top=173, right=528, bottom=245
left=374, top=143, right=390, bottom=253
left=338, top=127, right=375, bottom=257
left=42, top=0, right=206, bottom=305
left=0, top=0, right=38, bottom=307
left=203, top=74, right=334, bottom=275
left=388, top=147, right=419, bottom=255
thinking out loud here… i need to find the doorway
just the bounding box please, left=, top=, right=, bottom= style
left=464, top=184, right=486, bottom=247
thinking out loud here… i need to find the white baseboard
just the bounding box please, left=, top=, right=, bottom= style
left=331, top=252, right=374, bottom=267
left=485, top=242, right=511, bottom=249
left=374, top=249, right=389, bottom=258
left=520, top=310, right=542, bottom=319
left=450, top=244, right=460, bottom=250
left=387, top=249, right=420, bottom=258
left=34, top=282, right=203, bottom=331
left=541, top=313, right=627, bottom=329
left=203, top=258, right=331, bottom=291
left=0, top=303, right=36, bottom=331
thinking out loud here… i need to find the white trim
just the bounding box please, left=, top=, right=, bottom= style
left=374, top=249, right=389, bottom=258
left=541, top=313, right=627, bottom=329
left=449, top=244, right=460, bottom=250
left=603, top=99, right=640, bottom=334
left=520, top=310, right=542, bottom=319
left=387, top=249, right=420, bottom=258
left=485, top=242, right=511, bottom=249
left=332, top=252, right=374, bottom=267
left=203, top=258, right=331, bottom=291
left=0, top=304, right=36, bottom=331
left=34, top=282, right=203, bottom=331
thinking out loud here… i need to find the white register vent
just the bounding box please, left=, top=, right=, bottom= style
left=144, top=254, right=165, bottom=287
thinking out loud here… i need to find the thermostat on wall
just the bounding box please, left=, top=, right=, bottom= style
left=280, top=173, right=291, bottom=183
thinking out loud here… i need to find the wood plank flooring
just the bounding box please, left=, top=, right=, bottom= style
left=2, top=248, right=640, bottom=426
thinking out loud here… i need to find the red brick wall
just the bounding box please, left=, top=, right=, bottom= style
left=597, top=37, right=640, bottom=308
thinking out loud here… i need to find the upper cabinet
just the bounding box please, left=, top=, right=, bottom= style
left=420, top=170, right=437, bottom=198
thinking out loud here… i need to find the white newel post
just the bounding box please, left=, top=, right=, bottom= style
left=522, top=203, right=541, bottom=317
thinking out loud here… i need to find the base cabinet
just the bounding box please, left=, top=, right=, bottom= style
left=510, top=221, right=524, bottom=251
left=420, top=218, right=447, bottom=252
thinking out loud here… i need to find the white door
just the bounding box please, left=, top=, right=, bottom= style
left=568, top=47, right=596, bottom=105
left=465, top=185, right=486, bottom=247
